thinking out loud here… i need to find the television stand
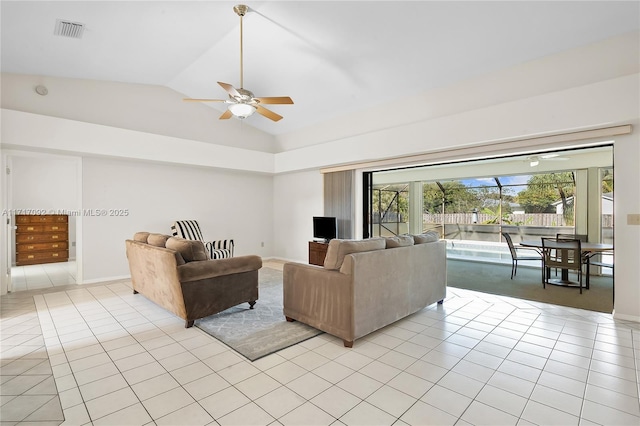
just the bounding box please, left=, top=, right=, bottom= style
left=309, top=241, right=329, bottom=266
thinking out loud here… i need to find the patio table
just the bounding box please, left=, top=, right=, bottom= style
left=520, top=240, right=613, bottom=287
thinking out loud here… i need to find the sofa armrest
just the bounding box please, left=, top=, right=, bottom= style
left=283, top=262, right=353, bottom=341
left=177, top=255, right=262, bottom=283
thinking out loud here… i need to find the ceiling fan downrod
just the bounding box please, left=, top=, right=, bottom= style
left=234, top=4, right=248, bottom=89
left=181, top=3, right=293, bottom=122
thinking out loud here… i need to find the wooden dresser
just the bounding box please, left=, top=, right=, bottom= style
left=308, top=241, right=329, bottom=266
left=16, top=215, right=69, bottom=266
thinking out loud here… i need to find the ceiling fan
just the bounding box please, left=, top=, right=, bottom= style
left=527, top=153, right=570, bottom=167
left=183, top=4, right=293, bottom=121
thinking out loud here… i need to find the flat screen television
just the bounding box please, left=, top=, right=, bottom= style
left=313, top=216, right=337, bottom=242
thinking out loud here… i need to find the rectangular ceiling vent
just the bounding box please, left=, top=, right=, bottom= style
left=54, top=19, right=85, bottom=39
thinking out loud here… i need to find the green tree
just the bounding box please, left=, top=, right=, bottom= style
left=516, top=172, right=575, bottom=222
left=373, top=184, right=409, bottom=221
left=423, top=181, right=482, bottom=214
left=601, top=168, right=613, bottom=193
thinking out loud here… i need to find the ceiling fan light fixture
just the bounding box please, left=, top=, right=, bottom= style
left=183, top=4, right=293, bottom=122
left=228, top=102, right=256, bottom=118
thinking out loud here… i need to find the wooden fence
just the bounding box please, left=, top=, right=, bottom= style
left=422, top=213, right=613, bottom=227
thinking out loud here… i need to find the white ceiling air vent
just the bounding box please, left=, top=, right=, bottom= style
left=54, top=19, right=85, bottom=39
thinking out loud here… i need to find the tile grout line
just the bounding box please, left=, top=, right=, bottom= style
left=437, top=298, right=537, bottom=423
left=1, top=293, right=62, bottom=424
left=9, top=281, right=640, bottom=426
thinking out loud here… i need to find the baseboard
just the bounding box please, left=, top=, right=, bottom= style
left=265, top=256, right=306, bottom=264
left=80, top=274, right=130, bottom=285
left=612, top=310, right=640, bottom=323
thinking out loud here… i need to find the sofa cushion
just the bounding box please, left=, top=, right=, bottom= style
left=147, top=233, right=171, bottom=247
left=324, top=238, right=386, bottom=270
left=178, top=255, right=262, bottom=282
left=166, top=237, right=208, bottom=262
left=133, top=232, right=150, bottom=243
left=413, top=231, right=440, bottom=244
left=385, top=235, right=414, bottom=248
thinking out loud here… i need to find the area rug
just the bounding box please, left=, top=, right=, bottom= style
left=195, top=267, right=323, bottom=361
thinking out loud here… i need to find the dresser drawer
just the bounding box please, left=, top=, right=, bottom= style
left=17, top=224, right=45, bottom=233
left=17, top=250, right=68, bottom=265
left=17, top=224, right=68, bottom=233
left=17, top=242, right=68, bottom=252
left=16, top=233, right=68, bottom=243
left=16, top=215, right=68, bottom=224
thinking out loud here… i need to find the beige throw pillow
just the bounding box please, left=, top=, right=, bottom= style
left=413, top=231, right=440, bottom=244
left=133, top=232, right=150, bottom=243
left=323, top=238, right=386, bottom=270
left=166, top=237, right=208, bottom=262
left=147, top=233, right=171, bottom=247
left=385, top=235, right=415, bottom=248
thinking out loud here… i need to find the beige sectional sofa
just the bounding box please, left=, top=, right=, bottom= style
left=283, top=233, right=446, bottom=347
left=125, top=232, right=262, bottom=328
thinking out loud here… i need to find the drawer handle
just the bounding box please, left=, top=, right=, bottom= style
left=52, top=235, right=58, bottom=239
left=52, top=244, right=58, bottom=248
left=27, top=236, right=34, bottom=240
left=27, top=246, right=34, bottom=249
left=27, top=226, right=34, bottom=231
left=52, top=253, right=59, bottom=257
left=51, top=226, right=59, bottom=230
left=27, top=255, right=34, bottom=259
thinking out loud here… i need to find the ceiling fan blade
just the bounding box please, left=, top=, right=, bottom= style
left=219, top=109, right=233, bottom=120
left=183, top=98, right=226, bottom=102
left=218, top=81, right=241, bottom=98
left=256, top=105, right=283, bottom=122
left=255, top=96, right=294, bottom=105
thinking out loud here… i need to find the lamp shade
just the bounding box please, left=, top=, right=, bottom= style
left=228, top=103, right=256, bottom=119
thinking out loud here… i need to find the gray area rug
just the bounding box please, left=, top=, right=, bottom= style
left=195, top=267, right=323, bottom=361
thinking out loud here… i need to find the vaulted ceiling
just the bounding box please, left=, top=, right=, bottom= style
left=2, top=1, right=639, bottom=137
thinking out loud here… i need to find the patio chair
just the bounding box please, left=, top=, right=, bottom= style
left=585, top=252, right=613, bottom=289
left=502, top=232, right=543, bottom=280
left=171, top=220, right=234, bottom=259
left=542, top=237, right=583, bottom=293
left=556, top=233, right=587, bottom=242
left=556, top=233, right=588, bottom=276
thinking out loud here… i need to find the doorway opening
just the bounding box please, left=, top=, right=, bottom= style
left=5, top=152, right=82, bottom=292
left=365, top=145, right=614, bottom=312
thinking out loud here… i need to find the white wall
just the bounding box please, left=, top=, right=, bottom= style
left=273, top=170, right=323, bottom=263
left=81, top=157, right=274, bottom=282
left=11, top=155, right=77, bottom=210
left=612, top=134, right=640, bottom=322
left=0, top=109, right=275, bottom=174
left=274, top=74, right=638, bottom=173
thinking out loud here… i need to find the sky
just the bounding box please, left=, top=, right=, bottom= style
left=461, top=175, right=532, bottom=187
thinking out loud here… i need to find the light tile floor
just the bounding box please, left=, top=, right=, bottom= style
left=1, top=266, right=639, bottom=425
left=10, top=261, right=77, bottom=292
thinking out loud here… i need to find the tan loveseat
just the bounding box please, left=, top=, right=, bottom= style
left=283, top=233, right=446, bottom=347
left=125, top=232, right=262, bottom=328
